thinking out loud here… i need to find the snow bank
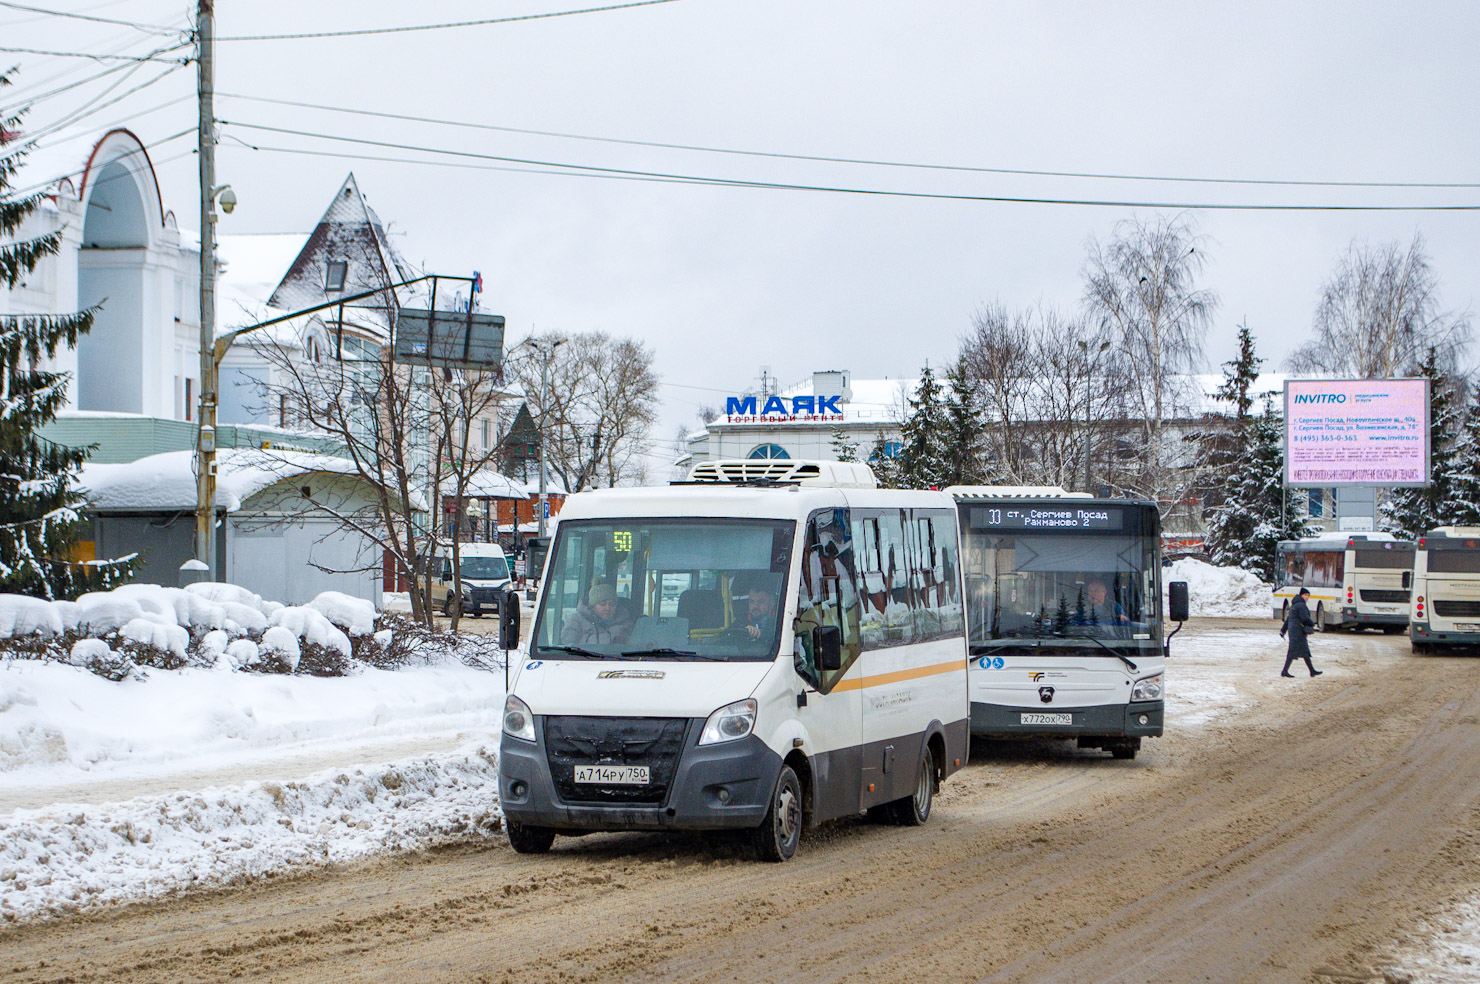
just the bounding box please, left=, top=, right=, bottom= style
left=1164, top=558, right=1271, bottom=619
left=0, top=743, right=501, bottom=922
left=0, top=597, right=62, bottom=639
left=309, top=591, right=377, bottom=637
left=0, top=659, right=505, bottom=782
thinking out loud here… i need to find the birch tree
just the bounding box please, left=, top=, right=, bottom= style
left=1288, top=233, right=1472, bottom=378
left=1082, top=214, right=1217, bottom=501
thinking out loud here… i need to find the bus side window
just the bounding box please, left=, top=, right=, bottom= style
left=795, top=508, right=862, bottom=692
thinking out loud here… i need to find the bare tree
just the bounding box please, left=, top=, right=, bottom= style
left=1082, top=214, right=1217, bottom=500
left=959, top=304, right=1119, bottom=490
left=505, top=330, right=659, bottom=492
left=1288, top=233, right=1472, bottom=378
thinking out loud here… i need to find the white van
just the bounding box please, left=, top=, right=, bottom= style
left=418, top=541, right=512, bottom=616
left=498, top=460, right=971, bottom=861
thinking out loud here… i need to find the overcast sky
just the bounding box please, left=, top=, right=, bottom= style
left=5, top=0, right=1480, bottom=473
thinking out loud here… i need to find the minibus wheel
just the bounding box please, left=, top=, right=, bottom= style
left=753, top=765, right=803, bottom=862
left=887, top=745, right=935, bottom=826
left=506, top=820, right=556, bottom=854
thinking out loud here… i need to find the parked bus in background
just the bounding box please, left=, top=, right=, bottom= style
left=1409, top=527, right=1480, bottom=653
left=499, top=460, right=970, bottom=861
left=1272, top=534, right=1414, bottom=633
left=947, top=487, right=1185, bottom=761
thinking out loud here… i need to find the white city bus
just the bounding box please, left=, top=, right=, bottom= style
left=1272, top=533, right=1414, bottom=632
left=498, top=460, right=970, bottom=861
left=947, top=487, right=1180, bottom=760
left=1410, top=527, right=1480, bottom=653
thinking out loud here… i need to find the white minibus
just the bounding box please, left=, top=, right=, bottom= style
left=498, top=460, right=970, bottom=861
left=948, top=487, right=1179, bottom=760
left=1410, top=527, right=1480, bottom=653
left=1273, top=534, right=1413, bottom=632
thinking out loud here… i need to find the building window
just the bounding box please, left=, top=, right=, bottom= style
left=1308, top=489, right=1325, bottom=518
left=880, top=441, right=902, bottom=459
left=325, top=260, right=348, bottom=292
left=481, top=418, right=491, bottom=449
left=185, top=378, right=194, bottom=422
left=748, top=443, right=790, bottom=460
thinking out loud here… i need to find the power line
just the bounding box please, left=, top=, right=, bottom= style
left=7, top=127, right=194, bottom=198
left=2, top=62, right=184, bottom=161
left=217, top=91, right=1480, bottom=193
left=0, top=1, right=181, bottom=35
left=0, top=44, right=186, bottom=63
left=219, top=118, right=1480, bottom=212
left=216, top=0, right=682, bottom=41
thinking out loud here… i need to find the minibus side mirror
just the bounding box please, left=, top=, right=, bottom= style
left=1402, top=570, right=1413, bottom=590
left=816, top=625, right=843, bottom=672
left=1168, top=581, right=1190, bottom=623
left=499, top=588, right=521, bottom=650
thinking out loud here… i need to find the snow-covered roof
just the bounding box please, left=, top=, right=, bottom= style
left=79, top=449, right=366, bottom=512
left=520, top=476, right=568, bottom=496
left=463, top=470, right=529, bottom=499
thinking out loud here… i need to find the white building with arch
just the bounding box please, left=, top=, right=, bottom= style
left=1, top=129, right=204, bottom=420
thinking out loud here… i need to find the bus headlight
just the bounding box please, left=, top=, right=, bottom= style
left=502, top=694, right=535, bottom=742
left=699, top=699, right=757, bottom=745
left=1132, top=674, right=1163, bottom=701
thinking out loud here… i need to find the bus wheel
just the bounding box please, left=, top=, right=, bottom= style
left=887, top=745, right=936, bottom=826
left=1314, top=604, right=1326, bottom=632
left=753, top=765, right=803, bottom=862
left=1111, top=740, right=1140, bottom=760
left=506, top=820, right=555, bottom=854
left=1411, top=641, right=1430, bottom=655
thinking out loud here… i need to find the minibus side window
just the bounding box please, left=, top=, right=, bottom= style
left=851, top=508, right=914, bottom=650
left=795, top=508, right=862, bottom=692
left=922, top=510, right=963, bottom=638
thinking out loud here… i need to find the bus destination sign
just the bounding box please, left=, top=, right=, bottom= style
left=970, top=505, right=1125, bottom=531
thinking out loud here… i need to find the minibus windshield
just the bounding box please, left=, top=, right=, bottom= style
left=530, top=518, right=796, bottom=661
left=459, top=556, right=508, bottom=580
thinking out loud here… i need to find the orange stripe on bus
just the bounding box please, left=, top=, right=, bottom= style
left=830, top=659, right=967, bottom=692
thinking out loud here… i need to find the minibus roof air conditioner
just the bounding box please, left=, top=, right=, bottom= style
left=683, top=459, right=878, bottom=489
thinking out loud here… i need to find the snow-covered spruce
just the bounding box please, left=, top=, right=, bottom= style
left=0, top=744, right=502, bottom=923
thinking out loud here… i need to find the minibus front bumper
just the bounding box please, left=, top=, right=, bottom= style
left=970, top=700, right=1163, bottom=738
left=499, top=723, right=784, bottom=832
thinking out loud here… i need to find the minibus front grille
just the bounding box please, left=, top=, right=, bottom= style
left=1433, top=599, right=1480, bottom=618
left=1360, top=589, right=1410, bottom=603
left=544, top=716, right=688, bottom=805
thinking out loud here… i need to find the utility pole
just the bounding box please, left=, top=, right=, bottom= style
left=535, top=338, right=564, bottom=539
left=194, top=0, right=218, bottom=573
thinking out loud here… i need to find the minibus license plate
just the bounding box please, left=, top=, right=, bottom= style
left=1021, top=712, right=1072, bottom=726
left=575, top=765, right=649, bottom=785
left=1457, top=623, right=1480, bottom=632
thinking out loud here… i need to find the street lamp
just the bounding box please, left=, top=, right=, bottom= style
left=1078, top=339, right=1112, bottom=493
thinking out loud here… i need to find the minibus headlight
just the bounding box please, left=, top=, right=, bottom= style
left=503, top=694, right=536, bottom=742
left=1132, top=674, right=1164, bottom=701
left=699, top=699, right=757, bottom=746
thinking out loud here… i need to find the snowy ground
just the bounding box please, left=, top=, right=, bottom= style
left=1, top=657, right=514, bottom=923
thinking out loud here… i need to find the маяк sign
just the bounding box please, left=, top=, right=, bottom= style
left=725, top=394, right=845, bottom=423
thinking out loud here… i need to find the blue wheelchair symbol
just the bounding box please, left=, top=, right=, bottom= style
left=977, top=656, right=1006, bottom=670
left=525, top=660, right=543, bottom=670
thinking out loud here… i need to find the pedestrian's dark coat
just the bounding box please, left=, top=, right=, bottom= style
left=1282, top=595, right=1315, bottom=660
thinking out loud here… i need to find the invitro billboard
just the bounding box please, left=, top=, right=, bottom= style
left=1284, top=378, right=1430, bottom=487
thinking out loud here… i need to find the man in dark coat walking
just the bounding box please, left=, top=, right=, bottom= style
left=1280, top=587, right=1324, bottom=678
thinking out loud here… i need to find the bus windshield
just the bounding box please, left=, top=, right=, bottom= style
left=962, top=529, right=1161, bottom=652
left=530, top=518, right=796, bottom=661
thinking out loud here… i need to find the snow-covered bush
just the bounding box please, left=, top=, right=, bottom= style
left=0, top=583, right=501, bottom=681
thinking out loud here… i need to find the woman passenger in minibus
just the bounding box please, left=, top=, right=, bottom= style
left=560, top=583, right=634, bottom=645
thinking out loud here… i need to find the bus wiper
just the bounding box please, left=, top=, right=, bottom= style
left=1055, top=631, right=1139, bottom=672
left=542, top=645, right=606, bottom=659
left=619, top=647, right=725, bottom=661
